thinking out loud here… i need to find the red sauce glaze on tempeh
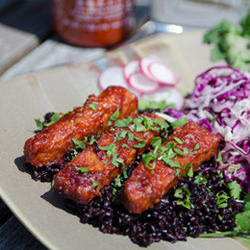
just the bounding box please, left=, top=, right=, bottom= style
left=24, top=86, right=138, bottom=168
left=122, top=122, right=221, bottom=214
left=53, top=114, right=165, bottom=204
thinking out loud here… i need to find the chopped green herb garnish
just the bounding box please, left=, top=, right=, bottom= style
left=107, top=120, right=112, bottom=127
left=121, top=144, right=129, bottom=148
left=99, top=143, right=116, bottom=151
left=187, top=165, right=194, bottom=178
left=194, top=173, right=207, bottom=186
left=72, top=137, right=87, bottom=150
left=146, top=161, right=156, bottom=170
left=34, top=119, right=43, bottom=130
left=87, top=102, right=98, bottom=110
left=43, top=113, right=61, bottom=127
left=132, top=142, right=146, bottom=148
left=63, top=110, right=72, bottom=117
left=174, top=187, right=194, bottom=210
left=75, top=167, right=89, bottom=173
left=51, top=179, right=54, bottom=189
left=133, top=117, right=146, bottom=132
left=89, top=136, right=96, bottom=145
left=114, top=117, right=132, bottom=127
left=142, top=152, right=158, bottom=167
left=128, top=132, right=134, bottom=141
left=92, top=180, right=99, bottom=187
left=114, top=175, right=122, bottom=188
left=174, top=147, right=188, bottom=156
left=150, top=137, right=162, bottom=150
left=134, top=136, right=146, bottom=142
left=129, top=124, right=135, bottom=132
left=154, top=119, right=169, bottom=130
left=174, top=137, right=183, bottom=144
left=171, top=116, right=188, bottom=129
left=122, top=165, right=128, bottom=179
left=110, top=108, right=120, bottom=121
left=117, top=130, right=127, bottom=141
left=216, top=192, right=230, bottom=208
left=71, top=148, right=78, bottom=160
left=139, top=98, right=176, bottom=111
left=228, top=181, right=241, bottom=200
left=163, top=159, right=180, bottom=169
left=194, top=143, right=200, bottom=150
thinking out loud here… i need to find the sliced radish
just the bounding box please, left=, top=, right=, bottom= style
left=141, top=87, right=184, bottom=110
left=139, top=56, right=159, bottom=82
left=98, top=66, right=128, bottom=90
left=148, top=62, right=178, bottom=86
left=124, top=60, right=140, bottom=81
left=128, top=72, right=160, bottom=93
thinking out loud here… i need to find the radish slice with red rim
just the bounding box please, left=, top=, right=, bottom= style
left=124, top=60, right=140, bottom=81
left=98, top=66, right=128, bottom=90
left=148, top=62, right=178, bottom=86
left=98, top=66, right=141, bottom=97
left=141, top=87, right=184, bottom=110
left=139, top=56, right=159, bottom=81
left=128, top=72, right=160, bottom=93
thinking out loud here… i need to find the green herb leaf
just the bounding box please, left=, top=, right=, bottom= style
left=194, top=143, right=200, bottom=150
left=87, top=102, right=98, bottom=110
left=121, top=144, right=129, bottom=148
left=163, top=159, right=180, bottom=169
left=142, top=152, right=158, bottom=167
left=114, top=117, right=132, bottom=128
left=99, top=143, right=116, bottom=151
left=134, top=136, right=146, bottom=142
left=34, top=118, right=43, bottom=130
left=174, top=137, right=183, bottom=144
left=128, top=132, right=134, bottom=141
left=44, top=113, right=60, bottom=127
left=51, top=179, right=54, bottom=189
left=171, top=116, right=188, bottom=129
left=132, top=142, right=146, bottom=148
left=110, top=108, right=120, bottom=121
left=117, top=130, right=127, bottom=141
left=75, top=167, right=89, bottom=173
left=228, top=181, right=241, bottom=200
left=92, top=180, right=99, bottom=187
left=150, top=137, right=162, bottom=149
left=139, top=99, right=176, bottom=111
left=72, top=137, right=87, bottom=150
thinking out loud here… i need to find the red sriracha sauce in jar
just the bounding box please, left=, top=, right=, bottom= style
left=51, top=0, right=135, bottom=47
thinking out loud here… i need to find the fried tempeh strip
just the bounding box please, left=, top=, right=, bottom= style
left=122, top=122, right=221, bottom=214
left=24, top=86, right=138, bottom=168
left=53, top=114, right=166, bottom=204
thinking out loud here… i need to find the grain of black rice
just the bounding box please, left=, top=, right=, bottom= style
left=65, top=159, right=244, bottom=247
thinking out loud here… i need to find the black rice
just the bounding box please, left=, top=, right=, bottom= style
left=65, top=159, right=244, bottom=247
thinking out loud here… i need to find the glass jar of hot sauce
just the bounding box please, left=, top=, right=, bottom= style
left=51, top=0, right=135, bottom=47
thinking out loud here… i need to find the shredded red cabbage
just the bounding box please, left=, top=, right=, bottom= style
left=184, top=66, right=250, bottom=190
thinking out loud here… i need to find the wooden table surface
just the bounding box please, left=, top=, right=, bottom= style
left=0, top=1, right=149, bottom=249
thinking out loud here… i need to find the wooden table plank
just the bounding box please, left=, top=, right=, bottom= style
left=0, top=0, right=23, bottom=14
left=0, top=199, right=12, bottom=226
left=0, top=217, right=47, bottom=250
